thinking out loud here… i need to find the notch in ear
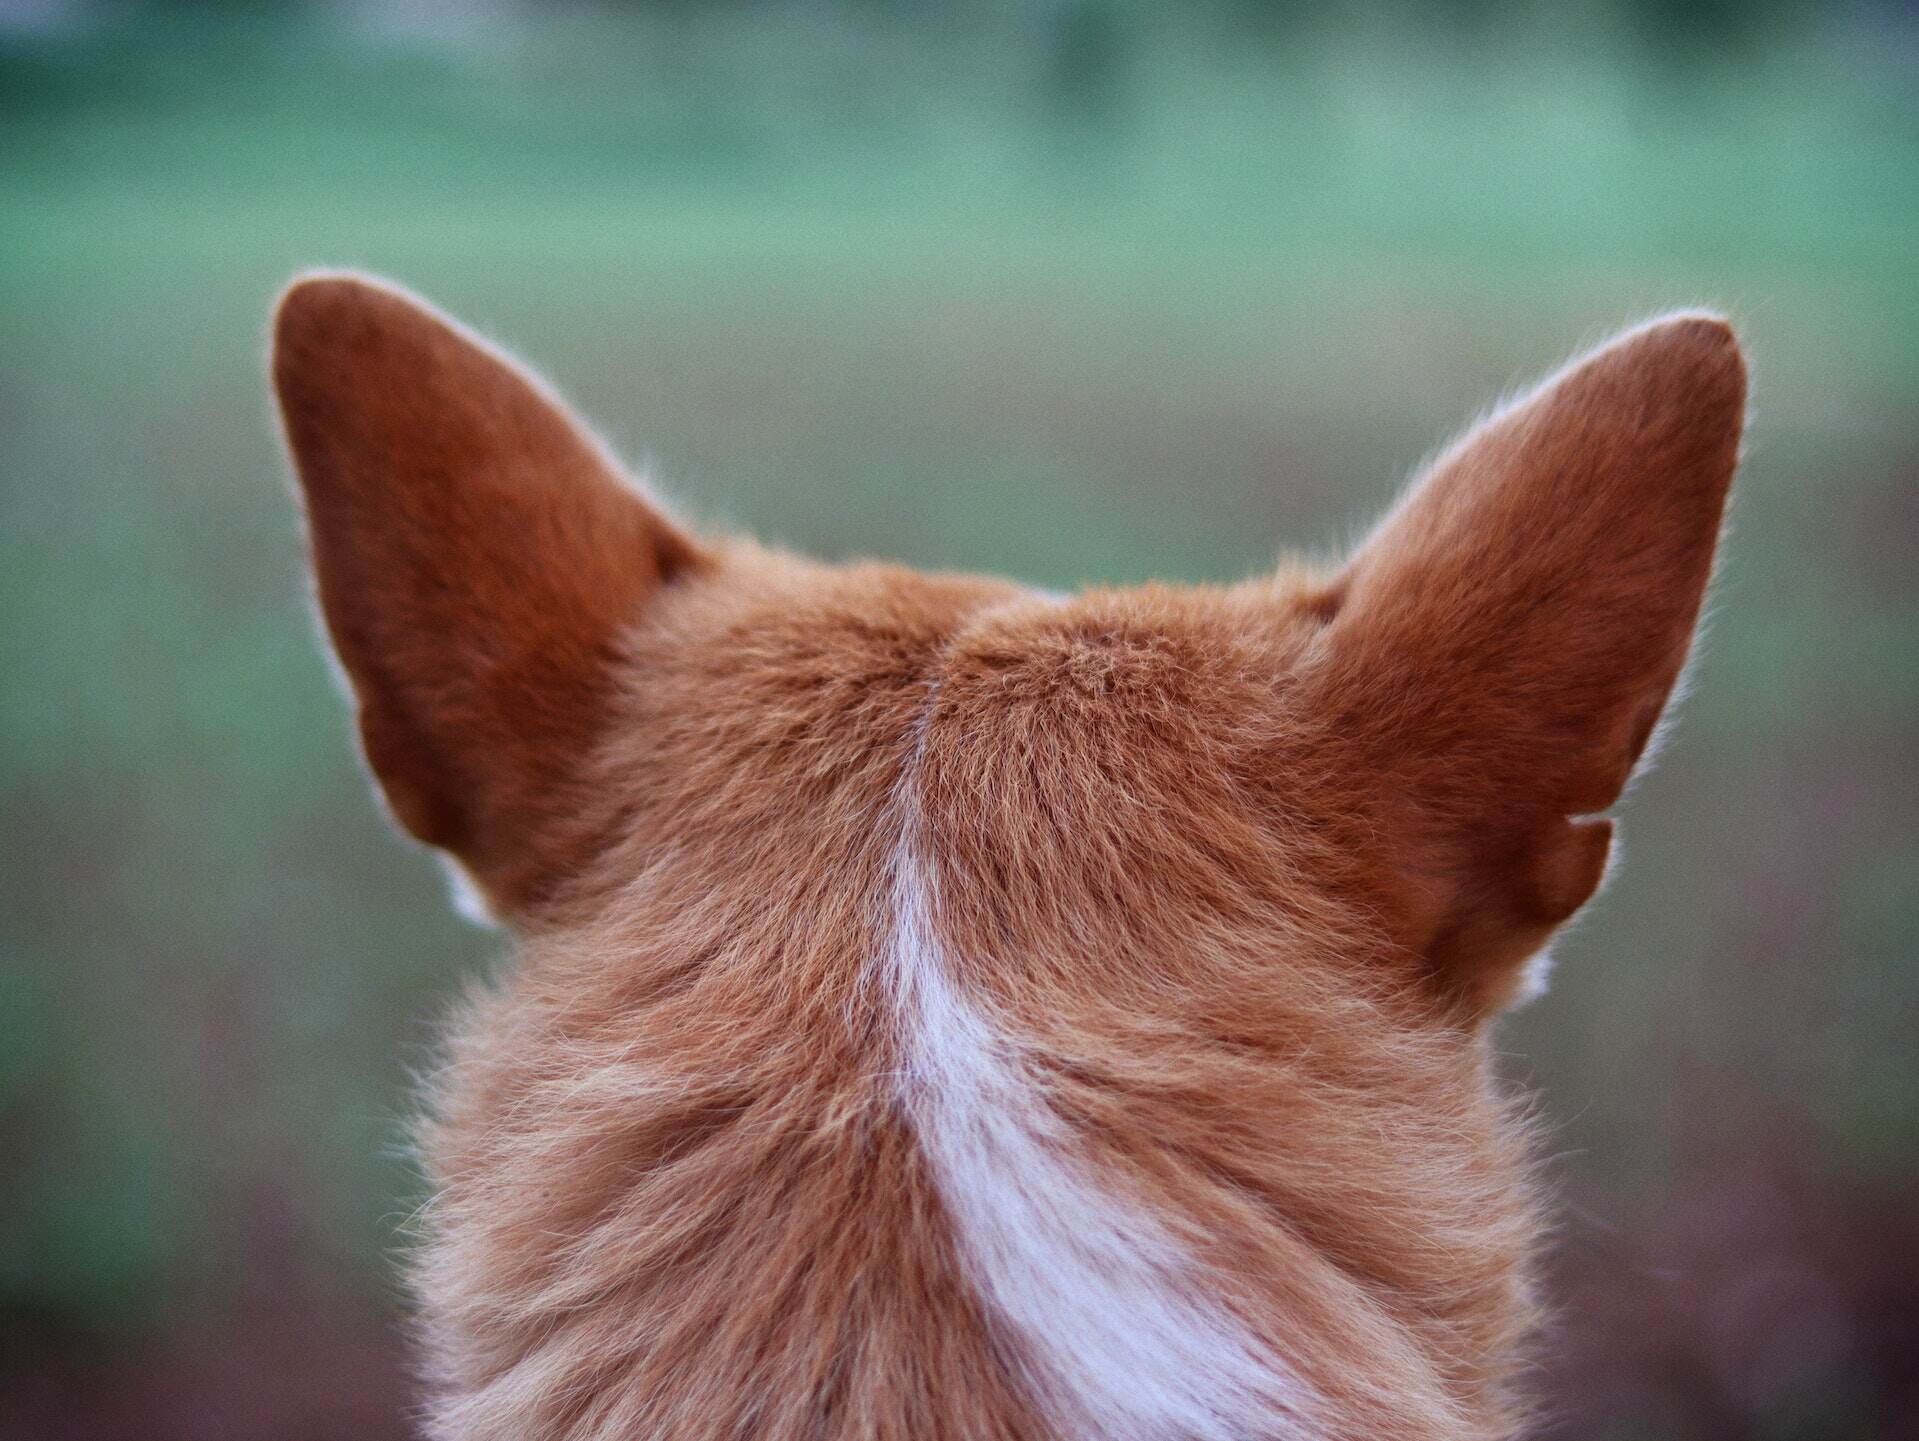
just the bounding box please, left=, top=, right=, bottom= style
left=272, top=273, right=702, bottom=916
left=1302, top=314, right=1746, bottom=1016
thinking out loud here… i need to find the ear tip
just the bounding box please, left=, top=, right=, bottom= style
left=271, top=270, right=425, bottom=366
left=1637, top=308, right=1743, bottom=359
left=276, top=267, right=386, bottom=323
left=1617, top=309, right=1748, bottom=407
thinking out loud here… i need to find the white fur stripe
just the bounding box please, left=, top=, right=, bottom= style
left=886, top=841, right=1317, bottom=1440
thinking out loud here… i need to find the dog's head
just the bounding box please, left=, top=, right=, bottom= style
left=272, top=274, right=1743, bottom=1437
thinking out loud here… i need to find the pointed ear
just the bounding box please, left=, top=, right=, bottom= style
left=1303, top=315, right=1745, bottom=1015
left=272, top=273, right=703, bottom=915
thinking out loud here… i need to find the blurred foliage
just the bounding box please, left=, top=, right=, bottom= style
left=1, top=1, right=1914, bottom=1436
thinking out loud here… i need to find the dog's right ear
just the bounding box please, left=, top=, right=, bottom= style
left=1295, top=314, right=1744, bottom=1017
left=272, top=273, right=702, bottom=916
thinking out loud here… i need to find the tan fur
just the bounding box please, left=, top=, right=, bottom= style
left=272, top=274, right=1744, bottom=1440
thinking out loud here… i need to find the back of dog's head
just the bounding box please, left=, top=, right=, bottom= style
left=274, top=275, right=1744, bottom=1441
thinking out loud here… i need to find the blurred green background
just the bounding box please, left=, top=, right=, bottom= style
left=1, top=1, right=1914, bottom=1436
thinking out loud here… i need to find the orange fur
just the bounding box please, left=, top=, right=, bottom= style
left=272, top=274, right=1744, bottom=1440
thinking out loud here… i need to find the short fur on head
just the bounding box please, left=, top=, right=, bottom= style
left=272, top=273, right=1744, bottom=1441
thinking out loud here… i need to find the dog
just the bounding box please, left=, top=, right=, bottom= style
left=272, top=274, right=1743, bottom=1440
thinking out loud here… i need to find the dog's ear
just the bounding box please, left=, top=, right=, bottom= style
left=272, top=273, right=702, bottom=916
left=1301, top=315, right=1745, bottom=1016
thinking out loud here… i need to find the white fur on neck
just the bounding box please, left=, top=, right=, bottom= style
left=885, top=839, right=1317, bottom=1440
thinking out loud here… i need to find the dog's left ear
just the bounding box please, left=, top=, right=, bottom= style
left=1299, top=315, right=1745, bottom=1016
left=273, top=273, right=702, bottom=916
